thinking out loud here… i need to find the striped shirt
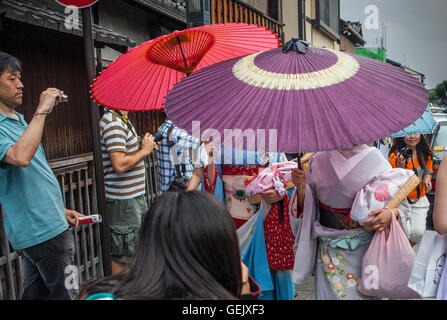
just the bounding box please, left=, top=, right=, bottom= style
left=100, top=110, right=146, bottom=200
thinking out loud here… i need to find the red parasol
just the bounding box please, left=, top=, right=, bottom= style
left=91, top=23, right=280, bottom=111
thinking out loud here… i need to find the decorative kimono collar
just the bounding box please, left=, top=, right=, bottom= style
left=328, top=145, right=373, bottom=182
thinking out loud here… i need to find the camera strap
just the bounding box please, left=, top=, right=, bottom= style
left=109, top=109, right=138, bottom=139
left=167, top=124, right=186, bottom=179
left=407, top=156, right=421, bottom=204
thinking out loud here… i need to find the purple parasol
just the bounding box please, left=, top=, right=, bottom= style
left=164, top=39, right=428, bottom=153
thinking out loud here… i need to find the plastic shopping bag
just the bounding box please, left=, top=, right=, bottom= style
left=407, top=230, right=447, bottom=298
left=357, top=212, right=421, bottom=299
left=437, top=255, right=447, bottom=300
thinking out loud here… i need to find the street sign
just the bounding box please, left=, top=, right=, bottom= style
left=55, top=0, right=99, bottom=8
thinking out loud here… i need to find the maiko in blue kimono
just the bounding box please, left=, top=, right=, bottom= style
left=202, top=147, right=295, bottom=300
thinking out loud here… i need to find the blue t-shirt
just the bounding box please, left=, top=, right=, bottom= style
left=0, top=112, right=68, bottom=250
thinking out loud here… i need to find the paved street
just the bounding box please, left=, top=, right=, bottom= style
left=293, top=276, right=436, bottom=300
left=294, top=276, right=315, bottom=300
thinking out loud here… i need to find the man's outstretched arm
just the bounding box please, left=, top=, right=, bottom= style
left=4, top=88, right=61, bottom=167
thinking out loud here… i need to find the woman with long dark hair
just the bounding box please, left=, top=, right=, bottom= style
left=80, top=191, right=256, bottom=300
left=388, top=134, right=433, bottom=245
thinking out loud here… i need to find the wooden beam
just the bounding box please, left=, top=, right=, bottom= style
left=210, top=0, right=216, bottom=24
left=81, top=6, right=112, bottom=277
left=217, top=0, right=223, bottom=23
left=0, top=205, right=16, bottom=300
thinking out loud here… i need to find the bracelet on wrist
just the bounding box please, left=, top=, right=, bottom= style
left=34, top=111, right=51, bottom=116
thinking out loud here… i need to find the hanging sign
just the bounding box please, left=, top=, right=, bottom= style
left=55, top=0, right=99, bottom=8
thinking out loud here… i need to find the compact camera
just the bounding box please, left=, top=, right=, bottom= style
left=56, top=91, right=69, bottom=104
left=153, top=130, right=164, bottom=143
left=399, top=146, right=413, bottom=160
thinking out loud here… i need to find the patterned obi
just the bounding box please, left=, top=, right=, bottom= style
left=319, top=202, right=361, bottom=230
left=222, top=165, right=263, bottom=176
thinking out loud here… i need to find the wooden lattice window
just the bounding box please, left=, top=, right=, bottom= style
left=318, top=0, right=340, bottom=40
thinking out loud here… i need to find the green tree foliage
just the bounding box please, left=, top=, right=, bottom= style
left=430, top=80, right=447, bottom=104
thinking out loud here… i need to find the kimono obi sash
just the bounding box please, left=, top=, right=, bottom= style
left=222, top=165, right=264, bottom=176
left=319, top=202, right=360, bottom=230
left=222, top=165, right=265, bottom=223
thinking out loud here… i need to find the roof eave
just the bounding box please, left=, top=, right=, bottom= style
left=0, top=0, right=137, bottom=48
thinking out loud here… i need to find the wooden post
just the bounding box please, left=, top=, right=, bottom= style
left=81, top=6, right=112, bottom=277
left=0, top=204, right=16, bottom=300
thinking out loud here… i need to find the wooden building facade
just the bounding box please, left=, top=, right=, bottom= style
left=0, top=0, right=283, bottom=299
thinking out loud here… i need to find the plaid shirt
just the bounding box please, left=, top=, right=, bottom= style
left=156, top=120, right=200, bottom=194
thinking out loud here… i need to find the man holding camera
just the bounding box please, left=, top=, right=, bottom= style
left=99, top=108, right=158, bottom=275
left=0, top=52, right=83, bottom=299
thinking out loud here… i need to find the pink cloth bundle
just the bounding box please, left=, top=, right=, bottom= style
left=351, top=168, right=415, bottom=225
left=245, top=161, right=297, bottom=197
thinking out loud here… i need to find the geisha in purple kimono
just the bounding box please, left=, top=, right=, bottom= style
left=289, top=144, right=412, bottom=300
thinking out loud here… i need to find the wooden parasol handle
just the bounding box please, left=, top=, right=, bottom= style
left=297, top=153, right=303, bottom=170
left=385, top=173, right=421, bottom=208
